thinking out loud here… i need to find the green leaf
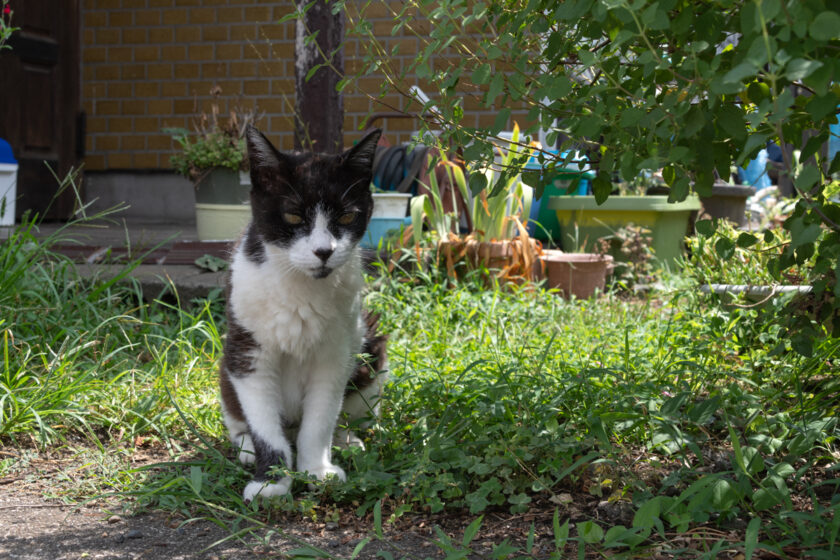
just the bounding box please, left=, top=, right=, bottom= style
left=736, top=233, right=758, bottom=248
left=633, top=497, right=663, bottom=530
left=794, top=164, right=821, bottom=192
left=462, top=516, right=483, bottom=547
left=373, top=499, right=383, bottom=539
left=785, top=58, right=823, bottom=82
left=577, top=520, right=604, bottom=544
left=486, top=73, right=504, bottom=106
left=553, top=511, right=569, bottom=551
left=715, top=237, right=735, bottom=260
left=791, top=333, right=814, bottom=357
left=745, top=517, right=761, bottom=560
left=710, top=478, right=738, bottom=510
left=723, top=62, right=758, bottom=84
left=809, top=11, right=840, bottom=41
left=752, top=487, right=782, bottom=510
left=592, top=172, right=612, bottom=205
left=695, top=219, right=716, bottom=237
left=471, top=63, right=492, bottom=85
left=189, top=466, right=202, bottom=495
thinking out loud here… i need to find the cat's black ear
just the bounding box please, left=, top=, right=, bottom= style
left=246, top=125, right=290, bottom=189
left=341, top=128, right=382, bottom=174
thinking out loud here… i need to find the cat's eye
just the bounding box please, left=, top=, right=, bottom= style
left=338, top=212, right=356, bottom=225
left=283, top=213, right=303, bottom=225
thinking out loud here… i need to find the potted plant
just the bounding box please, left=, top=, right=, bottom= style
left=698, top=180, right=756, bottom=227
left=165, top=86, right=261, bottom=241
left=547, top=172, right=701, bottom=268
left=409, top=125, right=542, bottom=285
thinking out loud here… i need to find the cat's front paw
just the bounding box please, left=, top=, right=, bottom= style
left=243, top=478, right=292, bottom=502
left=235, top=434, right=256, bottom=465
left=301, top=463, right=346, bottom=482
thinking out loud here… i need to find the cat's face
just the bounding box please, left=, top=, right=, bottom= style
left=245, top=127, right=381, bottom=278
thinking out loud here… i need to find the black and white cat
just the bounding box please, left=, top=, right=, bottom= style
left=219, top=126, right=387, bottom=501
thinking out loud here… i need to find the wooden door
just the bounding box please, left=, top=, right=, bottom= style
left=0, top=0, right=80, bottom=221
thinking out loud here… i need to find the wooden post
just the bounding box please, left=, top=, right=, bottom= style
left=294, top=0, right=344, bottom=154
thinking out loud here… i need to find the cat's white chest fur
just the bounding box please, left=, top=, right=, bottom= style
left=229, top=243, right=364, bottom=358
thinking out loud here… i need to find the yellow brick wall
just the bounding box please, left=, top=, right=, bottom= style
left=81, top=0, right=526, bottom=171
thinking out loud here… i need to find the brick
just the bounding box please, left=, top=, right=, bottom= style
left=84, top=154, right=107, bottom=170
left=188, top=44, right=214, bottom=60
left=149, top=27, right=174, bottom=43
left=135, top=82, right=160, bottom=97
left=84, top=11, right=107, bottom=27
left=174, top=62, right=201, bottom=78
left=109, top=11, right=132, bottom=26
left=202, top=25, right=229, bottom=41
left=243, top=43, right=270, bottom=60
left=217, top=7, right=244, bottom=23
left=214, top=44, right=240, bottom=60
left=96, top=135, right=120, bottom=151
left=187, top=81, right=215, bottom=96
left=149, top=0, right=174, bottom=6
left=108, top=117, right=133, bottom=133
left=148, top=133, right=175, bottom=150
left=257, top=61, right=284, bottom=78
left=122, top=28, right=147, bottom=44
left=243, top=6, right=271, bottom=23
left=175, top=26, right=201, bottom=42
left=257, top=23, right=283, bottom=40
left=134, top=10, right=162, bottom=26
left=148, top=63, right=174, bottom=80
left=229, top=62, right=257, bottom=77
left=175, top=0, right=201, bottom=5
left=133, top=152, right=160, bottom=168
left=242, top=80, right=269, bottom=95
left=173, top=98, right=198, bottom=114
left=229, top=24, right=257, bottom=41
left=161, top=45, right=186, bottom=61
left=148, top=99, right=174, bottom=116
left=97, top=28, right=121, bottom=44
left=160, top=82, right=187, bottom=97
left=107, top=82, right=132, bottom=98
left=200, top=62, right=227, bottom=78
left=162, top=8, right=188, bottom=25
left=123, top=0, right=147, bottom=8
left=94, top=100, right=120, bottom=115
left=134, top=117, right=161, bottom=132
left=95, top=65, right=120, bottom=80
left=189, top=7, right=216, bottom=24
left=270, top=79, right=293, bottom=95
left=108, top=153, right=133, bottom=168
left=107, top=46, right=133, bottom=63
left=122, top=135, right=147, bottom=150
left=122, top=64, right=146, bottom=80
left=83, top=47, right=108, bottom=63
left=256, top=96, right=285, bottom=113
left=86, top=116, right=108, bottom=133
left=122, top=99, right=148, bottom=115
left=135, top=46, right=160, bottom=61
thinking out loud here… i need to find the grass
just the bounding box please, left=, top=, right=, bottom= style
left=1, top=200, right=839, bottom=558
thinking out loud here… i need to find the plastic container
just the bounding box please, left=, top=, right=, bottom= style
left=362, top=216, right=410, bottom=249
left=547, top=195, right=700, bottom=267
left=372, top=192, right=411, bottom=218
left=0, top=138, right=18, bottom=226
left=527, top=151, right=595, bottom=241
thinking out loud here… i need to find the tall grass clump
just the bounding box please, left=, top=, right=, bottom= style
left=0, top=168, right=224, bottom=446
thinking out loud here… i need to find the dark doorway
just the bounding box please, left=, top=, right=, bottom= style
left=0, top=0, right=81, bottom=221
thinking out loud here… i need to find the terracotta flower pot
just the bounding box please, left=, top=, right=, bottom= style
left=438, top=238, right=542, bottom=285
left=541, top=250, right=613, bottom=299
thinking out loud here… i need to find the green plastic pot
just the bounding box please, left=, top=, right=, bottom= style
left=546, top=195, right=700, bottom=266
left=194, top=168, right=251, bottom=205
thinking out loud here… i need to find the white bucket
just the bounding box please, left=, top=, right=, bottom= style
left=0, top=162, right=18, bottom=227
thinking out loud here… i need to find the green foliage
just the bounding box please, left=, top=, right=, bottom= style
left=345, top=0, right=840, bottom=353
left=167, top=127, right=247, bottom=181
left=0, top=0, right=17, bottom=50
left=164, top=87, right=261, bottom=182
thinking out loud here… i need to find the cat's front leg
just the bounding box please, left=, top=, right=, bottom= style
left=230, top=372, right=295, bottom=501
left=296, top=378, right=347, bottom=482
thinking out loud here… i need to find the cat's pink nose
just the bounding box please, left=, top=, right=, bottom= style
left=314, top=247, right=334, bottom=262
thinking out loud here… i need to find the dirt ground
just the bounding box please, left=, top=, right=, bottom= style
left=0, top=447, right=566, bottom=560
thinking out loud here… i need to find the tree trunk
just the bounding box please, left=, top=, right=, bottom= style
left=294, top=1, right=344, bottom=154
